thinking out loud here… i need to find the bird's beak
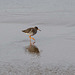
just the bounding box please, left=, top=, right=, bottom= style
left=38, top=29, right=41, bottom=31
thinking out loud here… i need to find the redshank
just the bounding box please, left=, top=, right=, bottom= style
left=22, top=26, right=41, bottom=42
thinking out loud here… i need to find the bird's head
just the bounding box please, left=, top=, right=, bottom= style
left=34, top=26, right=41, bottom=31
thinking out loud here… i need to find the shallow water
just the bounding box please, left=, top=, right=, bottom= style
left=0, top=23, right=75, bottom=75
left=0, top=0, right=75, bottom=75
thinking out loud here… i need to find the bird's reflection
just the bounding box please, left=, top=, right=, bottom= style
left=25, top=42, right=40, bottom=55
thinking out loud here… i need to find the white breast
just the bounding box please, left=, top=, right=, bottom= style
left=26, top=33, right=33, bottom=36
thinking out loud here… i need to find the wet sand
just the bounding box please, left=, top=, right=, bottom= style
left=0, top=0, right=75, bottom=75
left=0, top=23, right=75, bottom=75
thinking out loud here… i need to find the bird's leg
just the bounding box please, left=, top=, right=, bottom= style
left=29, top=36, right=31, bottom=43
left=29, top=36, right=36, bottom=44
left=31, top=37, right=36, bottom=44
left=31, top=37, right=35, bottom=40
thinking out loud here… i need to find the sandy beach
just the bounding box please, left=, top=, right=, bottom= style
left=0, top=0, right=75, bottom=75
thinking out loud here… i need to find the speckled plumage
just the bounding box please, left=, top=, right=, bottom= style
left=22, top=26, right=41, bottom=42
left=22, top=27, right=38, bottom=36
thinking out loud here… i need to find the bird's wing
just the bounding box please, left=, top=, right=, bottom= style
left=22, top=28, right=34, bottom=33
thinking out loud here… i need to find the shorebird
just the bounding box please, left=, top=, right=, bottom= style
left=22, top=26, right=41, bottom=43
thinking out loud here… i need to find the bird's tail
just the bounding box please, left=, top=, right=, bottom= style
left=22, top=30, right=25, bottom=32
